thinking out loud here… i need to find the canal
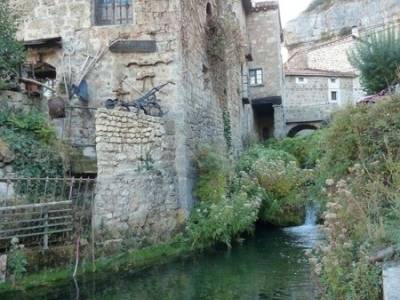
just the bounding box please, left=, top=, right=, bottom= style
left=5, top=210, right=321, bottom=300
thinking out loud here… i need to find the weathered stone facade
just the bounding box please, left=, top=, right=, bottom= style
left=95, top=109, right=181, bottom=242
left=246, top=2, right=285, bottom=139
left=283, top=69, right=359, bottom=136
left=12, top=0, right=284, bottom=242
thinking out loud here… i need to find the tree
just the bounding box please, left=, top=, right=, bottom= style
left=0, top=0, right=25, bottom=88
left=348, top=28, right=400, bottom=94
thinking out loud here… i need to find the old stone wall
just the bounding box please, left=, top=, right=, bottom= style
left=285, top=75, right=355, bottom=107
left=12, top=0, right=181, bottom=158
left=247, top=6, right=284, bottom=100
left=176, top=0, right=256, bottom=210
left=284, top=0, right=400, bottom=50
left=95, top=109, right=182, bottom=244
left=307, top=37, right=355, bottom=73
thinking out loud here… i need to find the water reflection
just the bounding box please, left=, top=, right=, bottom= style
left=3, top=225, right=320, bottom=300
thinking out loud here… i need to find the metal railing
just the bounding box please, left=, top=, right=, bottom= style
left=0, top=177, right=96, bottom=251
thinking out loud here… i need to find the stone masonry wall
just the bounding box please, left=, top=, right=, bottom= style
left=307, top=37, right=356, bottom=73
left=12, top=0, right=181, bottom=157
left=176, top=0, right=256, bottom=210
left=285, top=76, right=355, bottom=107
left=247, top=7, right=284, bottom=100
left=95, top=109, right=182, bottom=244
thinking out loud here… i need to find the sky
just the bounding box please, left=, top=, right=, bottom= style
left=254, top=0, right=313, bottom=27
left=278, top=0, right=313, bottom=26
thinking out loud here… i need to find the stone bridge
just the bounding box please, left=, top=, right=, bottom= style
left=282, top=103, right=340, bottom=137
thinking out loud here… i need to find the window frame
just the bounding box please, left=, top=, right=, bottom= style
left=296, top=76, right=307, bottom=84
left=249, top=68, right=263, bottom=86
left=94, top=0, right=134, bottom=26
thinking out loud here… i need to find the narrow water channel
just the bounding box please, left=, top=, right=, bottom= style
left=5, top=208, right=321, bottom=300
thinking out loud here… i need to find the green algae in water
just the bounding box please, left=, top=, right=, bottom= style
left=2, top=225, right=320, bottom=300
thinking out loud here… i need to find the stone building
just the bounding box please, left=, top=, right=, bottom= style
left=10, top=0, right=284, bottom=243
left=284, top=68, right=358, bottom=137
left=282, top=28, right=366, bottom=136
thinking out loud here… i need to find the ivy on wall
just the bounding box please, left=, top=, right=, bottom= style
left=0, top=103, right=64, bottom=179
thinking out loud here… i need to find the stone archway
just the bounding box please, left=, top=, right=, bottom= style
left=287, top=124, right=318, bottom=138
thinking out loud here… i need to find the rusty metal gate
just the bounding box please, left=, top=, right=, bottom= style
left=0, top=177, right=96, bottom=251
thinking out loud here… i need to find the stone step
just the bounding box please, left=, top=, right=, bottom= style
left=383, top=263, right=400, bottom=300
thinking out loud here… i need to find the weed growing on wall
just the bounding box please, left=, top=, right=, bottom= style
left=7, top=238, right=28, bottom=287
left=0, top=103, right=64, bottom=179
left=222, top=109, right=232, bottom=150
left=0, top=1, right=25, bottom=88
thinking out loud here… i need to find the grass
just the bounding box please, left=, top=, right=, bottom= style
left=0, top=240, right=194, bottom=294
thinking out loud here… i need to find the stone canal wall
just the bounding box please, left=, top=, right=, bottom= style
left=94, top=109, right=183, bottom=244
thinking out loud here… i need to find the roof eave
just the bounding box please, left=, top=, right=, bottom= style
left=242, top=0, right=252, bottom=13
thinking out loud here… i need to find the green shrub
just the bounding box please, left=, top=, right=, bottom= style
left=348, top=28, right=400, bottom=94
left=7, top=238, right=28, bottom=287
left=236, top=144, right=296, bottom=173
left=311, top=97, right=400, bottom=299
left=194, top=147, right=230, bottom=204
left=189, top=147, right=264, bottom=248
left=0, top=1, right=25, bottom=86
left=265, top=132, right=324, bottom=168
left=0, top=104, right=63, bottom=179
left=187, top=190, right=261, bottom=248
left=249, top=149, right=309, bottom=226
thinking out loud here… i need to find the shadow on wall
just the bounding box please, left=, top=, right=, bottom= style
left=253, top=103, right=275, bottom=140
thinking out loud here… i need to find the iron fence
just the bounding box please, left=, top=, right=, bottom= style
left=0, top=177, right=96, bottom=251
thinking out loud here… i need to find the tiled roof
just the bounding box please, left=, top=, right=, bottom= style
left=285, top=68, right=357, bottom=78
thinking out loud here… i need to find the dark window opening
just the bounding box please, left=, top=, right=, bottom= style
left=95, top=0, right=133, bottom=26
left=249, top=68, right=263, bottom=86
left=331, top=91, right=337, bottom=101
left=206, top=3, right=212, bottom=17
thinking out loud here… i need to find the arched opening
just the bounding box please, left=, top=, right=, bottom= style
left=206, top=2, right=212, bottom=17
left=287, top=124, right=318, bottom=138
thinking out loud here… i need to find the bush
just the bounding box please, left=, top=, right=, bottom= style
left=348, top=28, right=400, bottom=94
left=0, top=104, right=63, bottom=179
left=0, top=1, right=25, bottom=86
left=312, top=97, right=400, bottom=299
left=265, top=132, right=324, bottom=168
left=194, top=147, right=230, bottom=204
left=249, top=149, right=309, bottom=226
left=189, top=147, right=263, bottom=248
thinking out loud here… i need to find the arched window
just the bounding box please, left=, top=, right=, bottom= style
left=95, top=0, right=133, bottom=25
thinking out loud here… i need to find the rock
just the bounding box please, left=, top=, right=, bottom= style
left=285, top=0, right=400, bottom=51
left=0, top=139, right=14, bottom=163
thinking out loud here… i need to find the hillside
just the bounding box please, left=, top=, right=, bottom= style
left=284, top=0, right=400, bottom=51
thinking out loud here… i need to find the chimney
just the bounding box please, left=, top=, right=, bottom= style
left=352, top=26, right=360, bottom=39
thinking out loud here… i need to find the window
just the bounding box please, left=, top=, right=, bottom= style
left=331, top=78, right=336, bottom=83
left=331, top=91, right=338, bottom=101
left=249, top=69, right=263, bottom=86
left=94, top=0, right=133, bottom=26
left=296, top=77, right=307, bottom=84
